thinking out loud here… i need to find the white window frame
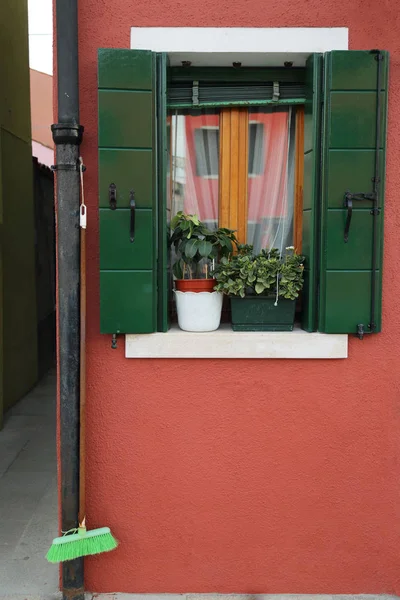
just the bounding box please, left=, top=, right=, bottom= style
left=248, top=120, right=265, bottom=177
left=130, top=27, right=348, bottom=67
left=126, top=27, right=349, bottom=359
left=193, top=124, right=220, bottom=180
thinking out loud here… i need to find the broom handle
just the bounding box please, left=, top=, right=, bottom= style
left=79, top=224, right=86, bottom=525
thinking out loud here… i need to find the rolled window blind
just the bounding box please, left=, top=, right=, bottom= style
left=167, top=67, right=306, bottom=108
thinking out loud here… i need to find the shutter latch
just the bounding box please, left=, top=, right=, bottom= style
left=272, top=81, right=280, bottom=102
left=109, top=183, right=117, bottom=210
left=192, top=80, right=199, bottom=106
left=130, top=190, right=136, bottom=243
left=343, top=190, right=378, bottom=243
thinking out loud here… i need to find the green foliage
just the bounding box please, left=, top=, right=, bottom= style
left=213, top=245, right=305, bottom=300
left=170, top=211, right=238, bottom=279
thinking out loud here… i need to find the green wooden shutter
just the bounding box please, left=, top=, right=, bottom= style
left=301, top=54, right=322, bottom=332
left=98, top=48, right=168, bottom=334
left=318, top=50, right=388, bottom=335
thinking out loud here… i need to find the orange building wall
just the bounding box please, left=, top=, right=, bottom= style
left=58, top=1, right=400, bottom=594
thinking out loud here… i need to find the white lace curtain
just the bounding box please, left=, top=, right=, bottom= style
left=169, top=106, right=295, bottom=254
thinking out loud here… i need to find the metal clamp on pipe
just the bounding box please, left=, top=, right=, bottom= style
left=51, top=123, right=84, bottom=145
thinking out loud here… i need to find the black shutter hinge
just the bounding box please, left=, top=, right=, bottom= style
left=357, top=322, right=376, bottom=340
left=371, top=49, right=384, bottom=61
left=357, top=324, right=365, bottom=340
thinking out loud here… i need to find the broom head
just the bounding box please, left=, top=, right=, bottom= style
left=46, top=526, right=118, bottom=563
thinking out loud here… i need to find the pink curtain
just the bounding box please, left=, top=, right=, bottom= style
left=170, top=107, right=294, bottom=252
left=247, top=107, right=294, bottom=253
left=170, top=111, right=219, bottom=229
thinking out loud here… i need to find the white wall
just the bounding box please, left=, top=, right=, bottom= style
left=28, top=0, right=53, bottom=75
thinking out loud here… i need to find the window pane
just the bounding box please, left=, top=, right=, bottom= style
left=248, top=123, right=264, bottom=175
left=169, top=110, right=220, bottom=231
left=194, top=128, right=220, bottom=177
left=247, top=107, right=296, bottom=254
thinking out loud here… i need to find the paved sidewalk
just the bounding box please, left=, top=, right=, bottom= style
left=0, top=370, right=59, bottom=597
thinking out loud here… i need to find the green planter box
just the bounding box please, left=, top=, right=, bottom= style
left=230, top=296, right=296, bottom=331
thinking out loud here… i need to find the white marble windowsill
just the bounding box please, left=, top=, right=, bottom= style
left=125, top=325, right=348, bottom=359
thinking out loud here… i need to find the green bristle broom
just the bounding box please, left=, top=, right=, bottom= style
left=46, top=159, right=117, bottom=563
left=46, top=519, right=117, bottom=563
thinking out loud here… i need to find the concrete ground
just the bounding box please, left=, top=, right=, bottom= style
left=0, top=369, right=59, bottom=599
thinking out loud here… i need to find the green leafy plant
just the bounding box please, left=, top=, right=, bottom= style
left=213, top=245, right=305, bottom=300
left=170, top=211, right=238, bottom=279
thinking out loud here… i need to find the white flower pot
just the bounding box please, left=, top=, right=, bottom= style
left=174, top=290, right=223, bottom=332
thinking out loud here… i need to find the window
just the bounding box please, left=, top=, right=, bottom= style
left=98, top=48, right=388, bottom=338
left=169, top=105, right=301, bottom=254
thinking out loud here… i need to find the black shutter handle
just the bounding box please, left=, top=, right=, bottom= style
left=343, top=190, right=376, bottom=243
left=344, top=192, right=352, bottom=243
left=130, top=190, right=136, bottom=243
left=109, top=183, right=117, bottom=210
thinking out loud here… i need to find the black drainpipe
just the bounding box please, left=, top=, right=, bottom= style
left=51, top=0, right=84, bottom=598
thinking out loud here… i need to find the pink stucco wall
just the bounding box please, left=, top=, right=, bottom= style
left=30, top=68, right=53, bottom=149
left=66, top=1, right=400, bottom=594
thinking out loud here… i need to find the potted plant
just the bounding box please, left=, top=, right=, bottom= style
left=170, top=212, right=237, bottom=332
left=213, top=245, right=305, bottom=331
